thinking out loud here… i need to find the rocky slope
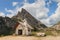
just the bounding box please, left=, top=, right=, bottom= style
left=0, top=16, right=18, bottom=35
left=52, top=22, right=60, bottom=30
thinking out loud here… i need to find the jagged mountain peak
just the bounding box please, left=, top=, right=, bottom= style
left=12, top=8, right=47, bottom=30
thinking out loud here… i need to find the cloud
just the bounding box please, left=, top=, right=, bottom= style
left=0, top=12, right=5, bottom=17
left=21, top=0, right=49, bottom=19
left=51, top=2, right=60, bottom=23
left=52, top=0, right=60, bottom=2
left=12, top=2, right=18, bottom=6
left=5, top=8, right=18, bottom=18
left=41, top=2, right=60, bottom=27
left=46, top=0, right=52, bottom=7
left=5, top=0, right=49, bottom=19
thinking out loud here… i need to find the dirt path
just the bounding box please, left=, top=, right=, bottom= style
left=40, top=36, right=60, bottom=40
left=0, top=36, right=60, bottom=40
left=0, top=36, right=40, bottom=40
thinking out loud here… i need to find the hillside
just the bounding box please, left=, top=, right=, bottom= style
left=52, top=22, right=60, bottom=30
left=0, top=16, right=18, bottom=35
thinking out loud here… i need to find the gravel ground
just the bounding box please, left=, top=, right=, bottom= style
left=0, top=36, right=40, bottom=40
left=0, top=36, right=60, bottom=40
left=40, top=36, right=60, bottom=40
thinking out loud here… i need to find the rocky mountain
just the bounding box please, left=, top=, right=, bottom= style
left=52, top=22, right=60, bottom=30
left=12, top=8, right=47, bottom=30
left=0, top=8, right=47, bottom=35
left=0, top=16, right=18, bottom=35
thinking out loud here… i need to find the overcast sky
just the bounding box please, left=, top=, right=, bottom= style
left=0, top=0, right=60, bottom=27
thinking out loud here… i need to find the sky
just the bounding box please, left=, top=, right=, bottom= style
left=0, top=0, right=60, bottom=27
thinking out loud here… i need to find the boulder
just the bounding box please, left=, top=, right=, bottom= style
left=36, top=32, right=46, bottom=37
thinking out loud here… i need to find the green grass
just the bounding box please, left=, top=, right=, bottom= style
left=32, top=30, right=55, bottom=36
left=45, top=31, right=53, bottom=35
left=31, top=28, right=60, bottom=36
left=56, top=30, right=60, bottom=33
left=31, top=31, right=37, bottom=36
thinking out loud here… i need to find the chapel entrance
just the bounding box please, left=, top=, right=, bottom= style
left=18, top=30, right=22, bottom=35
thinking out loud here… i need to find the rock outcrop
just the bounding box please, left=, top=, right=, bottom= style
left=52, top=22, right=60, bottom=30
left=0, top=16, right=18, bottom=35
